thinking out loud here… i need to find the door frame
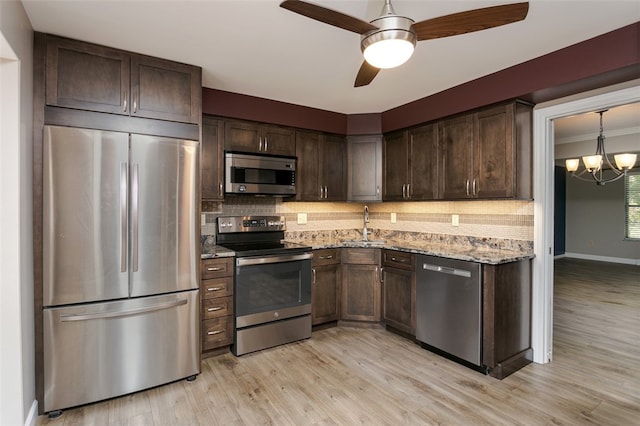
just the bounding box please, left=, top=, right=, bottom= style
left=531, top=83, right=640, bottom=364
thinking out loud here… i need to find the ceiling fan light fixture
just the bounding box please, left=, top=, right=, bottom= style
left=361, top=13, right=416, bottom=69
left=363, top=36, right=415, bottom=69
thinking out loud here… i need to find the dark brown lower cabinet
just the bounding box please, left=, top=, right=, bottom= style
left=312, top=249, right=341, bottom=325
left=482, top=259, right=532, bottom=379
left=382, top=250, right=415, bottom=335
left=200, top=257, right=234, bottom=356
left=341, top=249, right=381, bottom=322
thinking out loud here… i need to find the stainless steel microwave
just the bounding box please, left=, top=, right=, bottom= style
left=224, top=152, right=296, bottom=196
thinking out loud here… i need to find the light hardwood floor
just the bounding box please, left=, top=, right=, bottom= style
left=37, top=258, right=639, bottom=425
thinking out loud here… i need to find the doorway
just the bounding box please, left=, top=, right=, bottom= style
left=531, top=83, right=640, bottom=364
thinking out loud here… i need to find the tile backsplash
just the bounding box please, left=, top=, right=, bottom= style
left=202, top=197, right=534, bottom=243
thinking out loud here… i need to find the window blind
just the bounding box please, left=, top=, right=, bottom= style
left=625, top=170, right=640, bottom=239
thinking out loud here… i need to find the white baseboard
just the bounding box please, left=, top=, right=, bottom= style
left=25, top=400, right=37, bottom=426
left=564, top=252, right=640, bottom=266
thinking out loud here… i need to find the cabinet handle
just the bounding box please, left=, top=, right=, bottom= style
left=319, top=255, right=334, bottom=260
left=407, top=183, right=410, bottom=198
left=207, top=287, right=222, bottom=292
left=207, top=307, right=223, bottom=312
left=265, top=138, right=268, bottom=151
left=472, top=179, right=477, bottom=196
left=207, top=330, right=223, bottom=336
left=324, top=185, right=328, bottom=199
left=207, top=267, right=223, bottom=272
left=259, top=137, right=263, bottom=151
left=379, top=267, right=383, bottom=283
left=402, top=184, right=406, bottom=199
left=312, top=268, right=316, bottom=284
left=123, top=93, right=128, bottom=112
left=133, top=97, right=137, bottom=113
left=219, top=183, right=223, bottom=198
left=466, top=179, right=470, bottom=197
left=376, top=186, right=380, bottom=196
left=391, top=257, right=406, bottom=263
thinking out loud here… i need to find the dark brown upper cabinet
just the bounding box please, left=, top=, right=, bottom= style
left=45, top=35, right=201, bottom=124
left=224, top=119, right=295, bottom=156
left=439, top=101, right=532, bottom=200
left=201, top=116, right=224, bottom=200
left=347, top=135, right=383, bottom=202
left=383, top=123, right=438, bottom=201
left=296, top=130, right=347, bottom=201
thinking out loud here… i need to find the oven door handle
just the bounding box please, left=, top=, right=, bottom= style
left=237, top=252, right=312, bottom=266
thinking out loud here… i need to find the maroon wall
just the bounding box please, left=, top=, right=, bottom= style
left=201, top=22, right=640, bottom=135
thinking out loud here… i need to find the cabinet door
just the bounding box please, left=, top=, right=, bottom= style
left=322, top=134, right=347, bottom=201
left=439, top=114, right=474, bottom=199
left=296, top=131, right=322, bottom=200
left=201, top=117, right=224, bottom=200
left=224, top=120, right=261, bottom=153
left=409, top=123, right=439, bottom=200
left=45, top=36, right=130, bottom=115
left=474, top=104, right=515, bottom=198
left=382, top=267, right=415, bottom=334
left=341, top=264, right=381, bottom=322
left=347, top=135, right=382, bottom=201
left=130, top=55, right=201, bottom=124
left=312, top=263, right=341, bottom=325
left=383, top=130, right=409, bottom=201
left=263, top=125, right=296, bottom=156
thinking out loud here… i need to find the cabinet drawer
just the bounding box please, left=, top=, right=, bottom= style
left=202, top=317, right=233, bottom=350
left=313, top=249, right=341, bottom=266
left=202, top=296, right=233, bottom=320
left=382, top=250, right=414, bottom=270
left=201, top=277, right=232, bottom=299
left=200, top=258, right=233, bottom=279
left=342, top=248, right=380, bottom=264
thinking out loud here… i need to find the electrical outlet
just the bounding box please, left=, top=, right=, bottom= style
left=451, top=214, right=459, bottom=227
left=391, top=212, right=397, bottom=223
left=297, top=213, right=307, bottom=224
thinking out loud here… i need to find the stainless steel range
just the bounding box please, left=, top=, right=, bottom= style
left=217, top=216, right=312, bottom=356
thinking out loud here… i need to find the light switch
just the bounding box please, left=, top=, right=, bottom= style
left=451, top=214, right=459, bottom=227
left=391, top=212, right=397, bottom=223
left=297, top=213, right=307, bottom=224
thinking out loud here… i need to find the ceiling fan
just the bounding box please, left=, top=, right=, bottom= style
left=280, top=0, right=529, bottom=87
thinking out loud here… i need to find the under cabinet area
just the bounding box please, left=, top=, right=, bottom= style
left=224, top=119, right=295, bottom=156
left=312, top=249, right=342, bottom=325
left=381, top=250, right=416, bottom=335
left=200, top=258, right=234, bottom=356
left=44, top=34, right=201, bottom=124
left=341, top=248, right=381, bottom=322
left=296, top=131, right=347, bottom=201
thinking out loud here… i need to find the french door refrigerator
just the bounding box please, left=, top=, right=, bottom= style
left=42, top=125, right=200, bottom=413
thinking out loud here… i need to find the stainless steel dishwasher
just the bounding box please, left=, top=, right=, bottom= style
left=416, top=255, right=483, bottom=369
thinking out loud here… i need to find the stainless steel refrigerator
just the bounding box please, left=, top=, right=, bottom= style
left=42, top=125, right=200, bottom=413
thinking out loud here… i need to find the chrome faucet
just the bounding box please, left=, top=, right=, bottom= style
left=363, top=205, right=369, bottom=241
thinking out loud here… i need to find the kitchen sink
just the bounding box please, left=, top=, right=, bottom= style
left=342, top=239, right=386, bottom=246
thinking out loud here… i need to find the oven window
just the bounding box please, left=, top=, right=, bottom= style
left=236, top=259, right=311, bottom=317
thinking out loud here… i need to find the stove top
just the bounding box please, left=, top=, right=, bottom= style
left=216, top=215, right=311, bottom=257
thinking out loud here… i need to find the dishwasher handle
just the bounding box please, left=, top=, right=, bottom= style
left=422, top=263, right=472, bottom=278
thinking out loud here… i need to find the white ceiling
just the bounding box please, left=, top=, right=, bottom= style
left=21, top=0, right=640, bottom=116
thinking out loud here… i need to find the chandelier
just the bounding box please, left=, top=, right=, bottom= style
left=565, top=110, right=637, bottom=185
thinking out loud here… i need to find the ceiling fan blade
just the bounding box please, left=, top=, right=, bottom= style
left=280, top=0, right=378, bottom=34
left=413, top=2, right=529, bottom=41
left=354, top=61, right=381, bottom=87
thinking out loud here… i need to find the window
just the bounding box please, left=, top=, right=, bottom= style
left=625, top=170, right=640, bottom=239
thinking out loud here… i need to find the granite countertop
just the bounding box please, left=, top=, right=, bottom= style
left=201, top=245, right=235, bottom=259
left=200, top=232, right=534, bottom=265
left=293, top=238, right=533, bottom=265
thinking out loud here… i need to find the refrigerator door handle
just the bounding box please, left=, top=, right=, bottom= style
left=59, top=298, right=188, bottom=322
left=132, top=163, right=139, bottom=272
left=120, top=162, right=128, bottom=272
